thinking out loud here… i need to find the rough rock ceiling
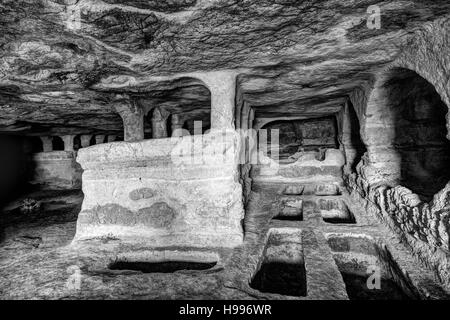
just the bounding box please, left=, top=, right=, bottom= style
left=0, top=0, right=449, bottom=135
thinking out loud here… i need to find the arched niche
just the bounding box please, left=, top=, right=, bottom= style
left=260, top=116, right=339, bottom=160
left=363, top=67, right=450, bottom=200
left=139, top=77, right=212, bottom=138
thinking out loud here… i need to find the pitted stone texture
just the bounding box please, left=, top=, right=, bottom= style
left=129, top=188, right=155, bottom=201
left=2, top=2, right=449, bottom=136
left=80, top=204, right=136, bottom=226
left=137, top=202, right=177, bottom=229
left=113, top=97, right=144, bottom=142
left=346, top=171, right=450, bottom=290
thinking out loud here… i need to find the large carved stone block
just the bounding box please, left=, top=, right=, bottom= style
left=31, top=151, right=82, bottom=189
left=73, top=130, right=245, bottom=248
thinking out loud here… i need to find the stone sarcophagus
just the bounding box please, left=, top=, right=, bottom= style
left=73, top=130, right=244, bottom=248
left=31, top=151, right=82, bottom=189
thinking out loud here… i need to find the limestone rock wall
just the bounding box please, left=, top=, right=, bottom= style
left=346, top=18, right=450, bottom=291
left=346, top=170, right=450, bottom=290
left=73, top=130, right=245, bottom=248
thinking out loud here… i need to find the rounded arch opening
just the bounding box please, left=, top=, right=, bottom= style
left=140, top=77, right=212, bottom=139
left=365, top=67, right=450, bottom=200
left=260, top=116, right=339, bottom=161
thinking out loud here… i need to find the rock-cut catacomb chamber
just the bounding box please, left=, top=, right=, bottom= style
left=0, top=1, right=450, bottom=300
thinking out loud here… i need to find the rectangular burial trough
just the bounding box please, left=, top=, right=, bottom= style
left=250, top=228, right=307, bottom=297
left=275, top=197, right=303, bottom=221
left=108, top=250, right=219, bottom=273
left=325, top=233, right=418, bottom=300
left=318, top=199, right=356, bottom=224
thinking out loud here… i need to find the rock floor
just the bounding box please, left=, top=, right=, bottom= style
left=0, top=186, right=449, bottom=300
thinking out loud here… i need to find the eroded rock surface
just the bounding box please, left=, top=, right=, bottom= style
left=1, top=0, right=449, bottom=135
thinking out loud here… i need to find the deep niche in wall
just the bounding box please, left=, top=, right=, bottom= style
left=262, top=116, right=339, bottom=160
left=386, top=68, right=450, bottom=200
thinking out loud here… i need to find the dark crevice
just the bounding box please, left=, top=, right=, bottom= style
left=108, top=260, right=217, bottom=273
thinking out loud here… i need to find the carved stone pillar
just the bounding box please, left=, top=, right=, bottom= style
left=171, top=114, right=185, bottom=137
left=248, top=108, right=257, bottom=164
left=95, top=135, right=106, bottom=145
left=61, top=135, right=75, bottom=151
left=151, top=107, right=168, bottom=139
left=80, top=135, right=92, bottom=148
left=199, top=71, right=236, bottom=130
left=40, top=136, right=53, bottom=152
left=113, top=95, right=144, bottom=142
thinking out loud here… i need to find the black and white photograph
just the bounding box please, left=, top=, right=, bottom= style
left=0, top=0, right=449, bottom=308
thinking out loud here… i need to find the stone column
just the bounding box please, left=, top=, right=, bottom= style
left=80, top=135, right=92, bottom=148
left=239, top=104, right=250, bottom=164
left=152, top=107, right=168, bottom=139
left=240, top=102, right=251, bottom=131
left=95, top=135, right=106, bottom=145
left=235, top=87, right=244, bottom=129
left=107, top=135, right=117, bottom=143
left=199, top=71, right=237, bottom=130
left=61, top=135, right=75, bottom=151
left=40, top=136, right=53, bottom=152
left=113, top=95, right=144, bottom=142
left=341, top=102, right=356, bottom=169
left=248, top=109, right=257, bottom=164
left=171, top=114, right=184, bottom=137
left=248, top=108, right=255, bottom=130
